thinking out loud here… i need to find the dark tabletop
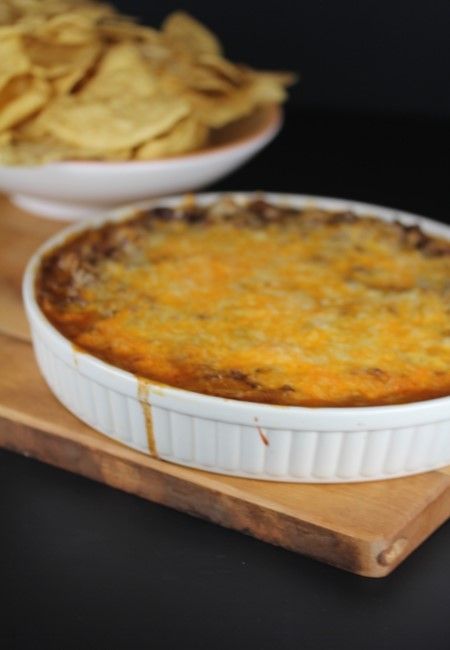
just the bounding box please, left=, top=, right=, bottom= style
left=1, top=107, right=450, bottom=650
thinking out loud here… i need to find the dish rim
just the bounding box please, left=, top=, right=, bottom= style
left=23, top=191, right=450, bottom=431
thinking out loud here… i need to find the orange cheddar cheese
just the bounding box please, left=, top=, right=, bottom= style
left=36, top=197, right=450, bottom=407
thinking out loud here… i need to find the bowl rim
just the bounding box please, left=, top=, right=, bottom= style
left=4, top=105, right=282, bottom=170
left=23, top=191, right=450, bottom=430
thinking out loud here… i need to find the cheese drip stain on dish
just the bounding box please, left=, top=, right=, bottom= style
left=257, top=427, right=270, bottom=446
left=71, top=344, right=79, bottom=369
left=255, top=417, right=270, bottom=446
left=137, top=379, right=158, bottom=457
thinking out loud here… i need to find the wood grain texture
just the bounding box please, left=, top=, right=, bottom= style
left=1, top=331, right=449, bottom=577
left=0, top=194, right=449, bottom=577
left=0, top=196, right=63, bottom=341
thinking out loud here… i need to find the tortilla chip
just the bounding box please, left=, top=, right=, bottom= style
left=41, top=93, right=190, bottom=151
left=136, top=116, right=208, bottom=159
left=32, top=13, right=98, bottom=45
left=196, top=53, right=245, bottom=85
left=0, top=135, right=131, bottom=165
left=81, top=42, right=158, bottom=99
left=0, top=130, right=12, bottom=146
left=0, top=36, right=29, bottom=91
left=0, top=75, right=49, bottom=131
left=0, top=4, right=17, bottom=26
left=182, top=86, right=256, bottom=127
left=51, top=57, right=97, bottom=94
left=97, top=15, right=160, bottom=42
left=162, top=12, right=222, bottom=56
left=24, top=36, right=101, bottom=80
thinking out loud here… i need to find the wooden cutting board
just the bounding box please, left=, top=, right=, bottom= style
left=1, top=194, right=449, bottom=578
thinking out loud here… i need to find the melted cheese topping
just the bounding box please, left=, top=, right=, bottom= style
left=37, top=199, right=450, bottom=406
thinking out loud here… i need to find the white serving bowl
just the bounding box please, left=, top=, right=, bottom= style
left=23, top=192, right=450, bottom=482
left=0, top=106, right=281, bottom=221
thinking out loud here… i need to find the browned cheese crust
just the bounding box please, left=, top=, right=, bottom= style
left=36, top=197, right=450, bottom=406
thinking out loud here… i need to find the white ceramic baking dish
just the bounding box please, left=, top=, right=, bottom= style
left=23, top=193, right=450, bottom=482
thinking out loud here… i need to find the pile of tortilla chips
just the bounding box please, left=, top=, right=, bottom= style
left=0, top=0, right=295, bottom=165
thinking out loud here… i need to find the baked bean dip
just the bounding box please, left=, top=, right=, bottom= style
left=37, top=197, right=450, bottom=406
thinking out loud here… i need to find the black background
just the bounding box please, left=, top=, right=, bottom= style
left=115, top=0, right=450, bottom=118
left=2, top=1, right=450, bottom=649
left=1, top=448, right=450, bottom=650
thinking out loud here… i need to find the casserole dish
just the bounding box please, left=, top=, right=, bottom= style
left=23, top=193, right=450, bottom=482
